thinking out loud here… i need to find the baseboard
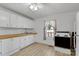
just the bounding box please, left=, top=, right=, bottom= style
left=35, top=42, right=54, bottom=47
left=2, top=49, right=20, bottom=56
left=20, top=42, right=35, bottom=50
left=9, top=49, right=20, bottom=56
left=2, top=42, right=36, bottom=56
left=35, top=41, right=54, bottom=46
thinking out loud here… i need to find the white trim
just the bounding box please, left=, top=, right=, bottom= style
left=2, top=49, right=20, bottom=56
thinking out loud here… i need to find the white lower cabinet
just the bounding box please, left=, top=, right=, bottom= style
left=19, top=36, right=34, bottom=49
left=0, top=7, right=34, bottom=28
left=0, top=38, right=20, bottom=56
left=11, top=38, right=20, bottom=53
left=19, top=37, right=25, bottom=49
left=1, top=39, right=13, bottom=56
left=26, top=36, right=34, bottom=45
left=0, top=41, right=2, bottom=56
left=0, top=36, right=34, bottom=56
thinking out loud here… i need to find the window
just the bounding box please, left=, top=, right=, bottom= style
left=44, top=20, right=56, bottom=37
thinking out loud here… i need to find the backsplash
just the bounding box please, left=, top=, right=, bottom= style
left=0, top=28, right=34, bottom=35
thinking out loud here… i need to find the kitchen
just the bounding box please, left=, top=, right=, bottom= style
left=0, top=3, right=79, bottom=56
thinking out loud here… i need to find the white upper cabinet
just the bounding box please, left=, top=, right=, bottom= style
left=10, top=13, right=18, bottom=28
left=0, top=10, right=10, bottom=27
left=17, top=15, right=34, bottom=28
left=24, top=17, right=34, bottom=28
left=0, top=7, right=34, bottom=28
left=28, top=20, right=34, bottom=28
left=16, top=15, right=25, bottom=28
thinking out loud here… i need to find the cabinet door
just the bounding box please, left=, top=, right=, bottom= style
left=1, top=38, right=20, bottom=56
left=28, top=20, right=34, bottom=28
left=19, top=37, right=25, bottom=48
left=24, top=36, right=30, bottom=46
left=16, top=16, right=24, bottom=28
left=22, top=17, right=29, bottom=28
left=21, top=17, right=27, bottom=28
left=24, top=36, right=34, bottom=46
left=0, top=10, right=10, bottom=27
left=19, top=36, right=31, bottom=48
left=24, top=18, right=33, bottom=28
left=16, top=15, right=34, bottom=28
left=12, top=37, right=20, bottom=51
left=28, top=36, right=34, bottom=44
left=10, top=13, right=18, bottom=28
left=16, top=37, right=23, bottom=49
left=1, top=39, right=12, bottom=55
left=20, top=17, right=34, bottom=28
left=0, top=40, right=2, bottom=56
left=19, top=36, right=34, bottom=49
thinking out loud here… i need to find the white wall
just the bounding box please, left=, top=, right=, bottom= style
left=34, top=12, right=76, bottom=46
left=54, top=12, right=76, bottom=32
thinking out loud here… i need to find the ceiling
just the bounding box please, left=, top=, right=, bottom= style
left=0, top=3, right=79, bottom=20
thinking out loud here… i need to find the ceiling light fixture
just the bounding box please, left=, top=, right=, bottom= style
left=26, top=3, right=43, bottom=11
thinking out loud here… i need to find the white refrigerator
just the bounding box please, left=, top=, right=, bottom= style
left=76, top=12, right=79, bottom=56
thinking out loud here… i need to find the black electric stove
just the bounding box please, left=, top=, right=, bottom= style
left=55, top=31, right=71, bottom=49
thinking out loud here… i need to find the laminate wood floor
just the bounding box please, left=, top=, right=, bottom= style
left=12, top=43, right=70, bottom=56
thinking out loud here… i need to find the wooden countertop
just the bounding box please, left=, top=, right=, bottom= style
left=0, top=33, right=37, bottom=39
